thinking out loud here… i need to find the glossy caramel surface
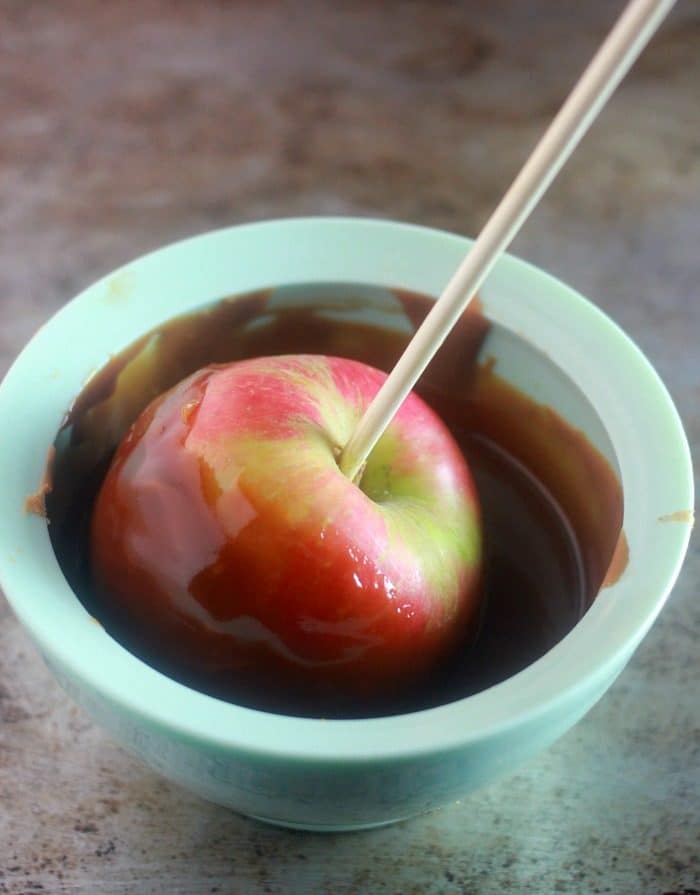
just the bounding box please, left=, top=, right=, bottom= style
left=48, top=286, right=623, bottom=717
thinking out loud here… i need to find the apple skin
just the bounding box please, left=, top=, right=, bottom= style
left=91, top=355, right=482, bottom=710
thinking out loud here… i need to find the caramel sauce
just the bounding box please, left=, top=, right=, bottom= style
left=25, top=445, right=55, bottom=518
left=47, top=285, right=624, bottom=718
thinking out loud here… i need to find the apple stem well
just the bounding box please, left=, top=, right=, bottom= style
left=338, top=0, right=675, bottom=483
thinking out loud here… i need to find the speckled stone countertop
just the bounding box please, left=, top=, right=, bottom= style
left=1, top=2, right=698, bottom=893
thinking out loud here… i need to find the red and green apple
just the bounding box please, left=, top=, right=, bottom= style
left=91, top=355, right=482, bottom=709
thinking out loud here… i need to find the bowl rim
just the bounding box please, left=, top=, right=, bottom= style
left=0, top=216, right=694, bottom=762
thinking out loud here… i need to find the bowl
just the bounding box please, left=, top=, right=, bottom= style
left=0, top=218, right=693, bottom=831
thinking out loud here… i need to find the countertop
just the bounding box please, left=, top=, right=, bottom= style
left=1, top=2, right=698, bottom=892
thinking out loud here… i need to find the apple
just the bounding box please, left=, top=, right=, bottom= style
left=91, top=355, right=482, bottom=711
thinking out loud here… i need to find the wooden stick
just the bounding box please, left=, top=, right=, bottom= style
left=339, top=0, right=676, bottom=481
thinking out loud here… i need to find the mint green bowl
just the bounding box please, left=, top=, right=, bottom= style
left=0, top=219, right=693, bottom=831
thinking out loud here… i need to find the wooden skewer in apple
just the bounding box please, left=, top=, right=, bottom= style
left=91, top=0, right=675, bottom=711
left=340, top=0, right=676, bottom=483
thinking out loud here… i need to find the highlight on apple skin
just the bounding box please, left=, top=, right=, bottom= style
left=91, top=355, right=482, bottom=711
